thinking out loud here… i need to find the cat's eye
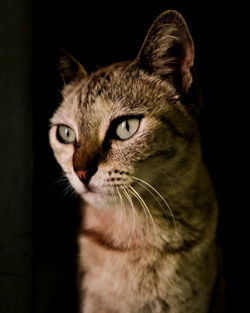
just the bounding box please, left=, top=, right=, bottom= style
left=116, top=118, right=140, bottom=140
left=56, top=125, right=76, bottom=144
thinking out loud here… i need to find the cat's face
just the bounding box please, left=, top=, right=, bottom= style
left=49, top=10, right=200, bottom=209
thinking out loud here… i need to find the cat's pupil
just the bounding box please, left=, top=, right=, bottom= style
left=65, top=128, right=70, bottom=137
left=124, top=120, right=129, bottom=132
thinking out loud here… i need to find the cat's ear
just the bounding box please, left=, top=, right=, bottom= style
left=135, top=10, right=194, bottom=93
left=57, top=47, right=88, bottom=84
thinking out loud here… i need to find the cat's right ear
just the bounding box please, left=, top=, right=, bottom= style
left=57, top=47, right=88, bottom=85
left=134, top=10, right=194, bottom=94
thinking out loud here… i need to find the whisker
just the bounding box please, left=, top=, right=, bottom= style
left=116, top=186, right=124, bottom=229
left=132, top=176, right=177, bottom=229
left=129, top=186, right=157, bottom=237
left=49, top=173, right=78, bottom=200
left=135, top=180, right=176, bottom=230
left=136, top=180, right=169, bottom=218
left=127, top=187, right=149, bottom=238
left=61, top=183, right=77, bottom=199
left=48, top=173, right=69, bottom=190
left=121, top=186, right=137, bottom=237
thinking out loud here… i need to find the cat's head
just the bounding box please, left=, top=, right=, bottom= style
left=49, top=10, right=200, bottom=209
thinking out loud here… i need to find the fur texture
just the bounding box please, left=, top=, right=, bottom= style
left=49, top=10, right=218, bottom=313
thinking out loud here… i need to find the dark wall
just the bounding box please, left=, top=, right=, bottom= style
left=1, top=1, right=246, bottom=313
left=0, top=0, right=33, bottom=313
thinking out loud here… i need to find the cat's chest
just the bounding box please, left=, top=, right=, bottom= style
left=77, top=224, right=215, bottom=313
left=78, top=203, right=176, bottom=289
left=78, top=232, right=178, bottom=304
left=78, top=231, right=155, bottom=273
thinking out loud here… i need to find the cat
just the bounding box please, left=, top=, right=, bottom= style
left=49, top=10, right=219, bottom=313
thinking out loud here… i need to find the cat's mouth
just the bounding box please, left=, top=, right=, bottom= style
left=81, top=184, right=123, bottom=208
left=84, top=184, right=100, bottom=195
left=85, top=184, right=120, bottom=195
left=84, top=183, right=131, bottom=198
left=84, top=184, right=113, bottom=195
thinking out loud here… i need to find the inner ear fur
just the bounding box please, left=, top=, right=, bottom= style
left=135, top=10, right=194, bottom=93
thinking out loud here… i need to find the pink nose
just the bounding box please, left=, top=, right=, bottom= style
left=75, top=169, right=88, bottom=182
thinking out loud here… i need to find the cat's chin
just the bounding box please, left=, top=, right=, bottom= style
left=81, top=186, right=119, bottom=209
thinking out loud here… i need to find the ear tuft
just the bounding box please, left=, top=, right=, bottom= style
left=135, top=10, right=194, bottom=93
left=58, top=47, right=88, bottom=85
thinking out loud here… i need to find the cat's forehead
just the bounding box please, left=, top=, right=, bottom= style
left=55, top=64, right=179, bottom=134
left=79, top=65, right=178, bottom=114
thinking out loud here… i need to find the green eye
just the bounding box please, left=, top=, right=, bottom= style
left=56, top=125, right=76, bottom=144
left=116, top=118, right=140, bottom=140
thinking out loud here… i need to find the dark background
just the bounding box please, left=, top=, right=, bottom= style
left=0, top=1, right=247, bottom=313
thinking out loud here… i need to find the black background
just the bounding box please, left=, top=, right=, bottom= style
left=1, top=1, right=247, bottom=313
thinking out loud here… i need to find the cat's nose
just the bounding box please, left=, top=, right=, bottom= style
left=75, top=169, right=88, bottom=183
left=74, top=165, right=97, bottom=185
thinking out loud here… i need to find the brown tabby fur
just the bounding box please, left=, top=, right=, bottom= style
left=49, top=10, right=220, bottom=313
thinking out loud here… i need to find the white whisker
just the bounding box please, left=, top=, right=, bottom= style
left=129, top=185, right=157, bottom=237
left=136, top=180, right=169, bottom=217
left=132, top=176, right=177, bottom=229
left=121, top=186, right=137, bottom=237
left=116, top=186, right=126, bottom=230
left=127, top=187, right=149, bottom=237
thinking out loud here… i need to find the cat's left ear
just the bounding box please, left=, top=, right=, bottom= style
left=134, top=10, right=194, bottom=93
left=58, top=47, right=88, bottom=84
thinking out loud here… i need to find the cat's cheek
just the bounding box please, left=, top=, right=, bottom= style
left=67, top=173, right=86, bottom=195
